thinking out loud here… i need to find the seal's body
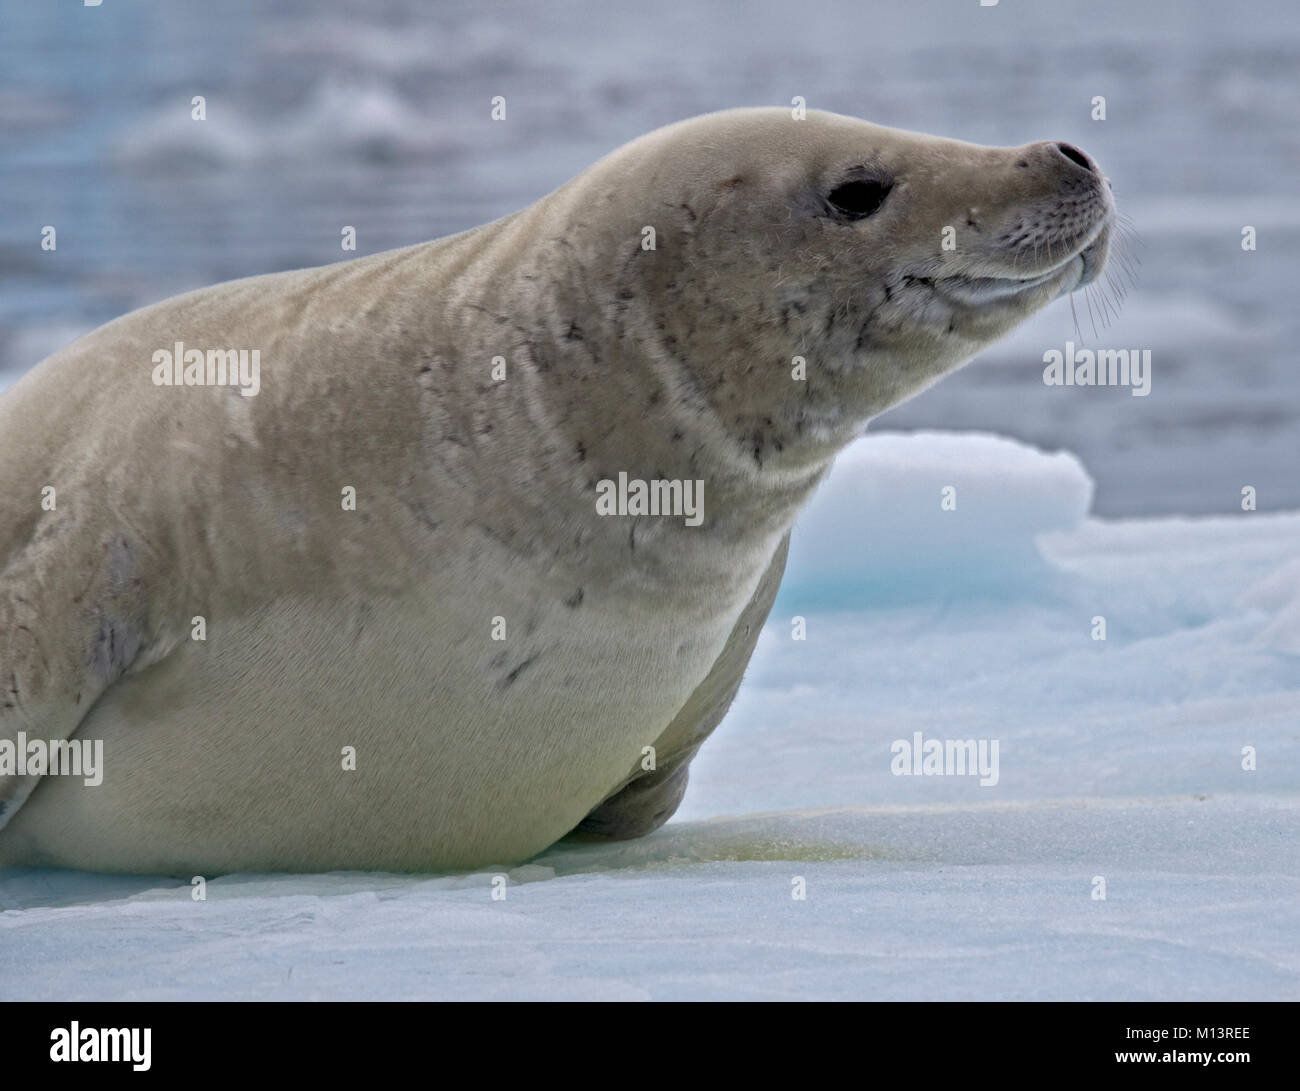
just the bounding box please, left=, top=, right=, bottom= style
left=0, top=109, right=1114, bottom=873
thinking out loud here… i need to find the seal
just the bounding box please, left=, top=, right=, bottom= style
left=0, top=108, right=1115, bottom=873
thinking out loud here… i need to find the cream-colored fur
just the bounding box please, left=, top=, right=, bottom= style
left=0, top=108, right=1113, bottom=873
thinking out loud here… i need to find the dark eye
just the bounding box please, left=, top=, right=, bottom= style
left=827, top=178, right=891, bottom=220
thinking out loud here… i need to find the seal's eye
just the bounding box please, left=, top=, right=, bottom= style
left=827, top=179, right=891, bottom=220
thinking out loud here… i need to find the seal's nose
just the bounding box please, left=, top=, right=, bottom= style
left=1053, top=142, right=1099, bottom=175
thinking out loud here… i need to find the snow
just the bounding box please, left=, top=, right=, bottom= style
left=3, top=432, right=1296, bottom=1000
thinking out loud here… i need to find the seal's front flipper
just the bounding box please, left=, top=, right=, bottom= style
left=569, top=532, right=790, bottom=843
left=0, top=525, right=169, bottom=833
left=569, top=746, right=698, bottom=841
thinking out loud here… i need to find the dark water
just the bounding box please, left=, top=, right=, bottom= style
left=2, top=0, right=1297, bottom=515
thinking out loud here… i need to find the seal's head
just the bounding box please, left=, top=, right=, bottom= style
left=563, top=107, right=1116, bottom=467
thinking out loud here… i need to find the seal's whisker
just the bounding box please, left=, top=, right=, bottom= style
left=1084, top=281, right=1099, bottom=340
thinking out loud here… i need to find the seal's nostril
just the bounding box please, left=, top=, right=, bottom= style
left=1055, top=142, right=1095, bottom=173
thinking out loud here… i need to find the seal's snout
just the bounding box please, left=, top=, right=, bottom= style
left=952, top=137, right=1116, bottom=291
left=1040, top=141, right=1113, bottom=292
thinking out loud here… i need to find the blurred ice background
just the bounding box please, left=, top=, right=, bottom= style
left=1, top=0, right=1297, bottom=514
left=1, top=0, right=1298, bottom=1000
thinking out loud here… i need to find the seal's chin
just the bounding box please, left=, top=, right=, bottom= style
left=1074, top=233, right=1106, bottom=291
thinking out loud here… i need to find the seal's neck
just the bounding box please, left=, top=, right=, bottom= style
left=417, top=205, right=835, bottom=588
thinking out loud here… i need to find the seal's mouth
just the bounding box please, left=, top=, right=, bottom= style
left=932, top=212, right=1113, bottom=310
left=933, top=260, right=1077, bottom=307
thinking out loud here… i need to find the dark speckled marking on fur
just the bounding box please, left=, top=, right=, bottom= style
left=502, top=653, right=539, bottom=688
left=402, top=498, right=439, bottom=532
left=854, top=307, right=884, bottom=353
left=526, top=339, right=553, bottom=374
left=473, top=522, right=516, bottom=552
left=87, top=615, right=142, bottom=686
left=109, top=536, right=136, bottom=586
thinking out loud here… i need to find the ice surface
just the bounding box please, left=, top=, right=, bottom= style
left=3, top=432, right=1296, bottom=1000
left=779, top=431, right=1093, bottom=606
